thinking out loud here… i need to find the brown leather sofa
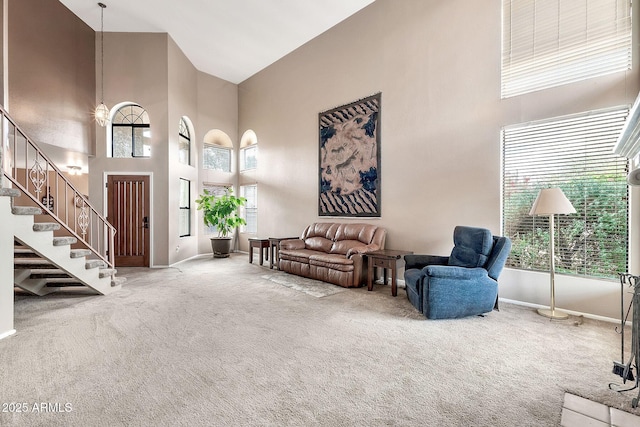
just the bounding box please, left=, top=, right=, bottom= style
left=278, top=223, right=386, bottom=288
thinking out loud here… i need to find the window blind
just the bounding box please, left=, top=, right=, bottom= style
left=501, top=0, right=632, bottom=98
left=502, top=106, right=629, bottom=279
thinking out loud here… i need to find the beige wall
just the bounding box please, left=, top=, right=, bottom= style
left=89, top=32, right=170, bottom=266
left=238, top=0, right=640, bottom=319
left=8, top=0, right=95, bottom=155
left=167, top=36, right=198, bottom=265
left=196, top=72, right=239, bottom=254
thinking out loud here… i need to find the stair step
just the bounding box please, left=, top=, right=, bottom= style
left=85, top=259, right=106, bottom=269
left=45, top=280, right=84, bottom=287
left=70, top=249, right=92, bottom=258
left=14, top=248, right=39, bottom=257
left=14, top=259, right=55, bottom=269
left=0, top=188, right=21, bottom=197
left=12, top=206, right=42, bottom=215
left=33, top=223, right=60, bottom=232
left=111, top=276, right=127, bottom=287
left=29, top=269, right=72, bottom=279
left=99, top=268, right=117, bottom=279
left=53, top=236, right=77, bottom=246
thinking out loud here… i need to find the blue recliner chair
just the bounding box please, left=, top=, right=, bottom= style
left=404, top=226, right=512, bottom=319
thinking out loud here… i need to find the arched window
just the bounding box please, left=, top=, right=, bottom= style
left=111, top=104, right=151, bottom=158
left=203, top=129, right=232, bottom=172
left=178, top=117, right=191, bottom=165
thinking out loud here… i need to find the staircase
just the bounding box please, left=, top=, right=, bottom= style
left=0, top=104, right=122, bottom=299
left=1, top=188, right=121, bottom=295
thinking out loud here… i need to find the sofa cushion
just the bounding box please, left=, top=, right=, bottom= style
left=304, top=236, right=333, bottom=253
left=279, top=249, right=323, bottom=264
left=448, top=226, right=493, bottom=268
left=330, top=239, right=366, bottom=256
left=335, top=223, right=377, bottom=244
left=309, top=253, right=354, bottom=272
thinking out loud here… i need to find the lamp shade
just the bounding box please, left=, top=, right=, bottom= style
left=529, top=187, right=576, bottom=216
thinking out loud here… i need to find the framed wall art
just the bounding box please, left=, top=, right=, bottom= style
left=318, top=93, right=381, bottom=217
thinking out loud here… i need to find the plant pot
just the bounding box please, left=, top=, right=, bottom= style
left=210, top=237, right=232, bottom=258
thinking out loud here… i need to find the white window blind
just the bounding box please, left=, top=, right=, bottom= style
left=502, top=106, right=629, bottom=279
left=501, top=0, right=632, bottom=98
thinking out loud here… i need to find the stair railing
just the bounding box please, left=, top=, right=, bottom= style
left=0, top=105, right=115, bottom=268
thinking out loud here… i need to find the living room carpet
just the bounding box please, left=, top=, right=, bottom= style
left=261, top=272, right=347, bottom=298
left=0, top=254, right=637, bottom=426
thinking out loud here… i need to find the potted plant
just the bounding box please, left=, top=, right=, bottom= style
left=196, top=188, right=247, bottom=258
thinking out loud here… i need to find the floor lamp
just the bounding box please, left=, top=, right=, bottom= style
left=529, top=187, right=576, bottom=320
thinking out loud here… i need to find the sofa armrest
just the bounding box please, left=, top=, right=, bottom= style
left=405, top=255, right=449, bottom=270
left=280, top=239, right=305, bottom=250
left=346, top=244, right=380, bottom=258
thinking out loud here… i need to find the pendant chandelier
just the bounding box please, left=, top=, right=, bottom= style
left=95, top=2, right=109, bottom=126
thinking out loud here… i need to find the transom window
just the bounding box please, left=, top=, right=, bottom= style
left=204, top=145, right=231, bottom=172
left=112, top=104, right=151, bottom=158
left=501, top=0, right=632, bottom=98
left=179, top=117, right=191, bottom=165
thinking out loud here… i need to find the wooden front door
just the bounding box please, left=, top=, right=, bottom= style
left=107, top=175, right=150, bottom=267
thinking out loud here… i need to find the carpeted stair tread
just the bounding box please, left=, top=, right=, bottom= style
left=53, top=236, right=77, bottom=246
left=14, top=248, right=38, bottom=257
left=70, top=249, right=92, bottom=258
left=0, top=188, right=21, bottom=197
left=12, top=206, right=42, bottom=215
left=99, top=268, right=117, bottom=278
left=14, top=259, right=55, bottom=269
left=33, top=222, right=61, bottom=232
left=85, top=259, right=106, bottom=269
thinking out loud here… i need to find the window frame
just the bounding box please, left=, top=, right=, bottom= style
left=240, top=145, right=258, bottom=171
left=240, top=184, right=257, bottom=234
left=178, top=118, right=191, bottom=166
left=203, top=144, right=232, bottom=172
left=501, top=106, right=630, bottom=280
left=179, top=178, right=191, bottom=238
left=111, top=104, right=151, bottom=158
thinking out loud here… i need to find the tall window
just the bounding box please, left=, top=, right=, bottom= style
left=201, top=183, right=231, bottom=235
left=178, top=117, right=191, bottom=165
left=502, top=106, right=629, bottom=279
left=501, top=0, right=632, bottom=98
left=112, top=104, right=151, bottom=157
left=179, top=179, right=190, bottom=237
left=204, top=144, right=231, bottom=172
left=240, top=184, right=257, bottom=233
left=240, top=146, right=258, bottom=171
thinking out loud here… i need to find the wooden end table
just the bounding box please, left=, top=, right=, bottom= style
left=367, top=249, right=414, bottom=297
left=248, top=238, right=269, bottom=265
left=268, top=237, right=298, bottom=269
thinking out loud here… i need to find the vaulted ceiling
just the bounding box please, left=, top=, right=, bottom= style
left=59, top=0, right=375, bottom=84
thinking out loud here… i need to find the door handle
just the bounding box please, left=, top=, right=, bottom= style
left=142, top=216, right=149, bottom=229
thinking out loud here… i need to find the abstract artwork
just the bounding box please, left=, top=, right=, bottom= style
left=318, top=93, right=381, bottom=217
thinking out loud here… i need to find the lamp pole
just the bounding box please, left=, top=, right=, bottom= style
left=537, top=213, right=568, bottom=319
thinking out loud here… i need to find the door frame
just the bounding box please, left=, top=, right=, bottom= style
left=103, top=172, right=154, bottom=267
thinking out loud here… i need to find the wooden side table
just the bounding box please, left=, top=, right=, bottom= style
left=268, top=237, right=298, bottom=269
left=248, top=238, right=269, bottom=265
left=367, top=249, right=413, bottom=297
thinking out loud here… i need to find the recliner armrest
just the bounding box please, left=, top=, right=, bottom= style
left=346, top=244, right=380, bottom=258
left=424, top=265, right=489, bottom=280
left=404, top=255, right=449, bottom=270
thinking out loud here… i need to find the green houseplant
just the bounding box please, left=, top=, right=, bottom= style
left=196, top=188, right=247, bottom=258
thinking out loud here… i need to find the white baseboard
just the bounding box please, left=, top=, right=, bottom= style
left=0, top=329, right=16, bottom=340
left=499, top=298, right=622, bottom=324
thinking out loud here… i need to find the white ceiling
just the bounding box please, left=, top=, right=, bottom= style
left=58, top=0, right=375, bottom=84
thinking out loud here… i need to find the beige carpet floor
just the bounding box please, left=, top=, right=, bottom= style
left=0, top=253, right=637, bottom=426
